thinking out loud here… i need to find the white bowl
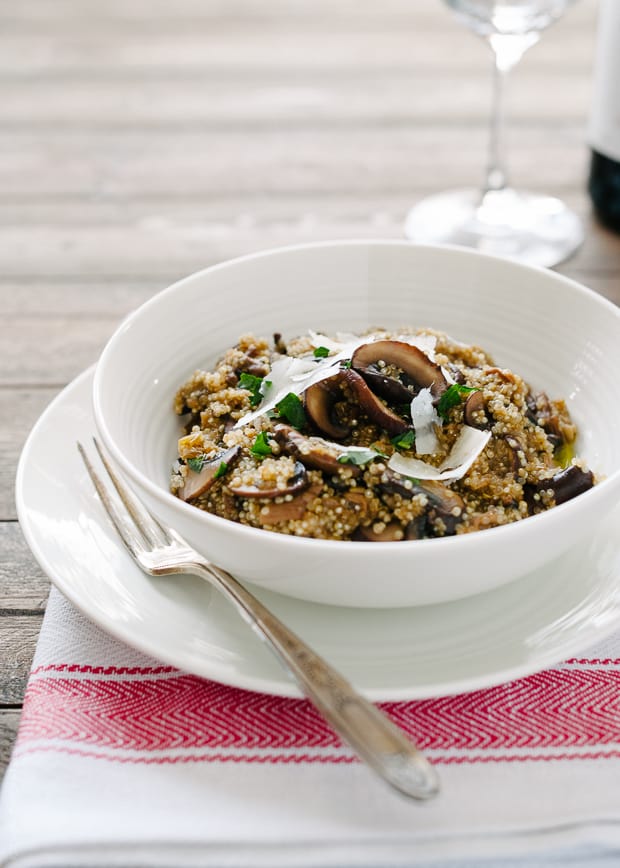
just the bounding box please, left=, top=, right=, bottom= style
left=93, top=241, right=620, bottom=608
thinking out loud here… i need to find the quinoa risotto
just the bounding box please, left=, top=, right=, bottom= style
left=170, top=328, right=595, bottom=541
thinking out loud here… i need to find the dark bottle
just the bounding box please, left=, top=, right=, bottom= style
left=588, top=0, right=620, bottom=233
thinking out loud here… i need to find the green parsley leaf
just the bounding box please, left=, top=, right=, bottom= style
left=250, top=431, right=273, bottom=458
left=370, top=443, right=388, bottom=458
left=187, top=456, right=206, bottom=472
left=437, top=384, right=478, bottom=421
left=341, top=359, right=352, bottom=370
left=313, top=346, right=330, bottom=358
left=337, top=447, right=382, bottom=466
left=391, top=429, right=416, bottom=450
left=238, top=372, right=264, bottom=408
left=275, top=392, right=307, bottom=430
left=214, top=461, right=228, bottom=479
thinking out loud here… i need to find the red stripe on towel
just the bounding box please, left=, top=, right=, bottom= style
left=16, top=668, right=620, bottom=758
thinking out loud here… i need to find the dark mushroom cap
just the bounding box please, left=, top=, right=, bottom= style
left=228, top=460, right=309, bottom=499
left=352, top=340, right=448, bottom=402
left=463, top=390, right=488, bottom=429
left=343, top=368, right=410, bottom=435
left=272, top=423, right=361, bottom=477
left=257, top=482, right=322, bottom=525
left=353, top=367, right=413, bottom=405
left=304, top=374, right=350, bottom=440
left=378, top=469, right=465, bottom=537
left=525, top=464, right=594, bottom=512
left=179, top=445, right=241, bottom=502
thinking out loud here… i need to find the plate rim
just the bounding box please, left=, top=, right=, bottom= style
left=15, top=367, right=620, bottom=701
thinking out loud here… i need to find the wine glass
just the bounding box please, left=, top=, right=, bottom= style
left=404, top=0, right=583, bottom=268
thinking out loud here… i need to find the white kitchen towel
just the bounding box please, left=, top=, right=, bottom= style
left=1, top=586, right=620, bottom=868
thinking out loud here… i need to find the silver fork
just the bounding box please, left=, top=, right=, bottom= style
left=77, top=438, right=440, bottom=802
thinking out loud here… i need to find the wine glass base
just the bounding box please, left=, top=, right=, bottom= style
left=404, top=188, right=583, bottom=268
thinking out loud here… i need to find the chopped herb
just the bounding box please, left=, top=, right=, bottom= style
left=238, top=372, right=264, bottom=408
left=341, top=359, right=352, bottom=370
left=391, top=429, right=416, bottom=450
left=370, top=443, right=388, bottom=458
left=187, top=456, right=207, bottom=472
left=313, top=346, right=330, bottom=358
left=275, top=392, right=307, bottom=430
left=337, top=447, right=382, bottom=466
left=250, top=431, right=273, bottom=458
left=437, top=384, right=478, bottom=420
left=214, top=461, right=228, bottom=479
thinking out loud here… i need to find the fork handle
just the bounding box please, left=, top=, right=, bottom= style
left=187, top=560, right=439, bottom=801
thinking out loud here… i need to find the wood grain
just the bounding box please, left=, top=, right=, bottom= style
left=0, top=0, right=616, bottom=784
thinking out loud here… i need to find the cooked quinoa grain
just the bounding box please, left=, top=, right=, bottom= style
left=170, top=328, right=596, bottom=540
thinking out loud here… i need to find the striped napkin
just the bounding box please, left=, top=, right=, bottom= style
left=1, top=587, right=620, bottom=868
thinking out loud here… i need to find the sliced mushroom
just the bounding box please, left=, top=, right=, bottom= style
left=228, top=460, right=309, bottom=499
left=178, top=445, right=241, bottom=502
left=446, top=364, right=466, bottom=385
left=525, top=465, right=594, bottom=512
left=304, top=374, right=351, bottom=440
left=404, top=515, right=428, bottom=540
left=352, top=340, right=448, bottom=402
left=343, top=487, right=370, bottom=518
left=353, top=367, right=413, bottom=405
left=272, top=424, right=361, bottom=477
left=533, top=393, right=577, bottom=448
left=525, top=391, right=562, bottom=447
left=463, top=390, right=488, bottom=428
left=352, top=521, right=405, bottom=542
left=257, top=482, right=322, bottom=525
left=379, top=470, right=465, bottom=536
left=343, top=368, right=409, bottom=436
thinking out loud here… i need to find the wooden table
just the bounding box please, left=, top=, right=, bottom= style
left=1, top=0, right=618, bottom=781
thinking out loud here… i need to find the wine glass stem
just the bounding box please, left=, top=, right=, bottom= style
left=484, top=56, right=509, bottom=195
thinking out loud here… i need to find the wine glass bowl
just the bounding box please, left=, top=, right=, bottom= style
left=404, top=0, right=583, bottom=268
left=445, top=0, right=576, bottom=38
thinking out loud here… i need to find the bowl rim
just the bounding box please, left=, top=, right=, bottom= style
left=92, top=239, right=620, bottom=556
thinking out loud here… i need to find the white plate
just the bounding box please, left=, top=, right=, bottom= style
left=16, top=369, right=620, bottom=701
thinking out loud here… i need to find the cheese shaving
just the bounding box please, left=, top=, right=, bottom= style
left=409, top=387, right=441, bottom=455
left=387, top=426, right=491, bottom=481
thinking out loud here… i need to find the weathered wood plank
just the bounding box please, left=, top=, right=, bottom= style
left=0, top=317, right=117, bottom=388
left=0, top=389, right=62, bottom=519
left=0, top=72, right=594, bottom=127
left=0, top=0, right=597, bottom=28
left=0, top=36, right=595, bottom=80
left=0, top=279, right=162, bottom=316
left=0, top=524, right=50, bottom=610
left=2, top=204, right=619, bottom=283
left=0, top=127, right=592, bottom=202
left=0, top=615, right=42, bottom=705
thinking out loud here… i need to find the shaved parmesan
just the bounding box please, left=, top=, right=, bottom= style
left=397, top=333, right=438, bottom=359
left=388, top=426, right=491, bottom=481
left=410, top=387, right=441, bottom=455
left=308, top=330, right=363, bottom=353
left=235, top=354, right=344, bottom=428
